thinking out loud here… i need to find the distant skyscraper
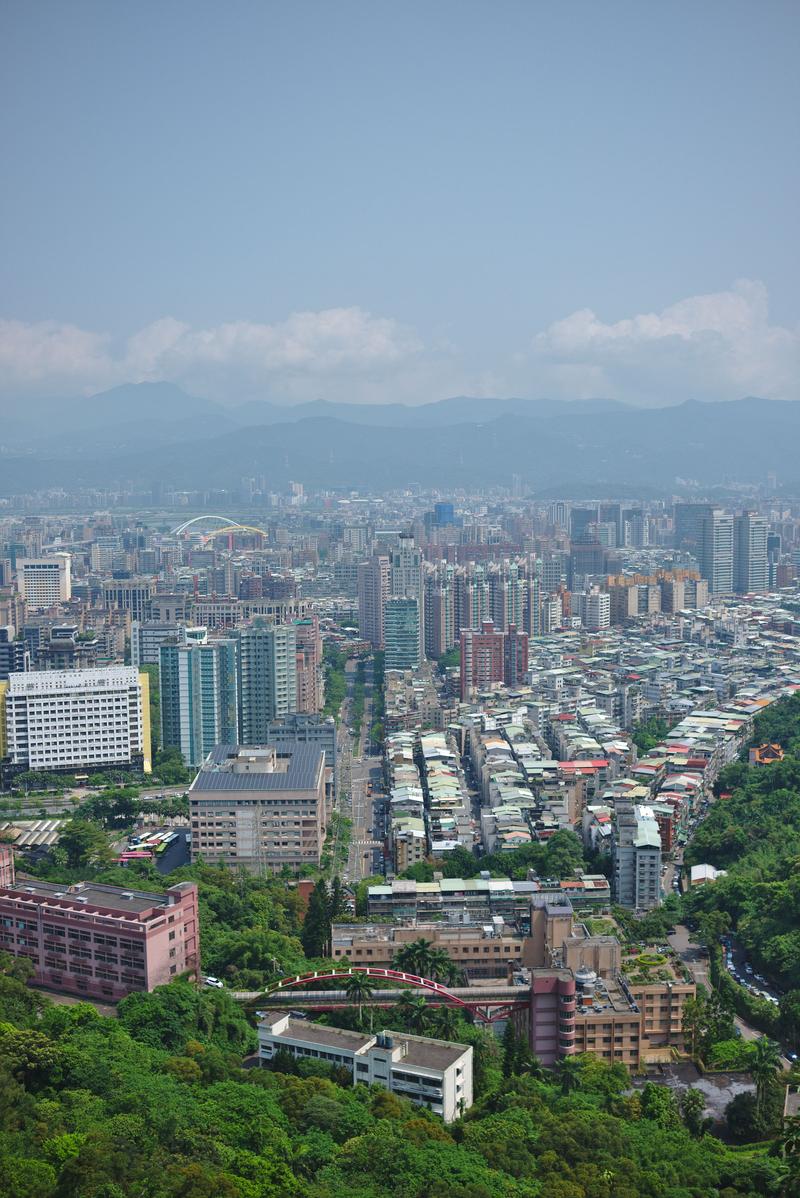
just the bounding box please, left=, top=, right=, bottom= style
left=293, top=616, right=323, bottom=713
left=357, top=554, right=389, bottom=649
left=673, top=502, right=714, bottom=551
left=390, top=535, right=425, bottom=659
left=698, top=509, right=734, bottom=594
left=570, top=507, right=597, bottom=543
left=767, top=532, right=782, bottom=590
left=384, top=597, right=421, bottom=670
left=734, top=512, right=768, bottom=594
left=160, top=640, right=239, bottom=766
left=235, top=624, right=298, bottom=742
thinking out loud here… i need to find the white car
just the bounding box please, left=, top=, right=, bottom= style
left=202, top=975, right=224, bottom=989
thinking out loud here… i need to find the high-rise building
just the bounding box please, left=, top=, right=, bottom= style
left=673, top=502, right=714, bottom=552
left=234, top=624, right=298, bottom=741
left=384, top=598, right=421, bottom=670
left=576, top=588, right=611, bottom=631
left=390, top=534, right=425, bottom=659
left=189, top=743, right=328, bottom=873
left=734, top=512, right=769, bottom=594
left=698, top=509, right=734, bottom=594
left=0, top=626, right=28, bottom=680
left=503, top=624, right=529, bottom=688
left=159, top=640, right=239, bottom=766
left=2, top=666, right=151, bottom=775
left=293, top=616, right=323, bottom=713
left=613, top=802, right=661, bottom=911
left=102, top=578, right=154, bottom=622
left=424, top=566, right=455, bottom=658
left=131, top=620, right=200, bottom=666
left=460, top=620, right=504, bottom=698
left=767, top=532, right=782, bottom=590
left=16, top=554, right=72, bottom=609
left=357, top=554, right=389, bottom=649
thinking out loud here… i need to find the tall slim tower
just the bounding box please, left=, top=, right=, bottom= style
left=159, top=640, right=239, bottom=766
left=698, top=509, right=734, bottom=595
left=357, top=554, right=390, bottom=649
left=235, top=624, right=298, bottom=743
left=390, top=535, right=425, bottom=660
left=734, top=512, right=768, bottom=594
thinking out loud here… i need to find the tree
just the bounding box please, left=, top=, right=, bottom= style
left=328, top=876, right=346, bottom=920
left=427, top=948, right=462, bottom=986
left=429, top=1005, right=460, bottom=1042
left=680, top=1087, right=708, bottom=1137
left=502, top=1021, right=518, bottom=1078
left=554, top=1055, right=582, bottom=1096
left=56, top=819, right=112, bottom=870
left=301, top=880, right=331, bottom=958
left=751, top=1036, right=782, bottom=1121
left=392, top=938, right=435, bottom=979
left=395, top=990, right=429, bottom=1033
left=640, top=1081, right=681, bottom=1129
left=780, top=990, right=800, bottom=1050
left=344, top=971, right=376, bottom=1026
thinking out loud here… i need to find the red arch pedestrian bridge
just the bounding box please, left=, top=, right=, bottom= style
left=255, top=966, right=530, bottom=1024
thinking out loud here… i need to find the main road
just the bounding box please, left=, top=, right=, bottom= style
left=336, top=656, right=385, bottom=885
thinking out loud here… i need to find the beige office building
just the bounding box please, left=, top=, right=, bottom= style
left=189, top=743, right=329, bottom=872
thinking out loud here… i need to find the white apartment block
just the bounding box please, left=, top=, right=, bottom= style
left=258, top=1014, right=473, bottom=1122
left=2, top=666, right=151, bottom=774
left=16, top=554, right=72, bottom=610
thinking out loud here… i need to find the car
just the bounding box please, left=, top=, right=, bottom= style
left=202, top=976, right=224, bottom=989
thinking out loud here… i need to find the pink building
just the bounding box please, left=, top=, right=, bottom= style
left=0, top=844, right=14, bottom=888
left=460, top=620, right=529, bottom=700
left=0, top=878, right=199, bottom=1001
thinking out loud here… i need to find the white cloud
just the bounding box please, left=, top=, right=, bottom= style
left=0, top=307, right=424, bottom=403
left=1, top=283, right=798, bottom=407
left=529, top=280, right=800, bottom=403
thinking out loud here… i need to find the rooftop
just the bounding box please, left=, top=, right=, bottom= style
left=2, top=879, right=184, bottom=916
left=191, top=743, right=324, bottom=792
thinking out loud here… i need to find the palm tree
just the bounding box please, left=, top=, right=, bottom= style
left=392, top=938, right=435, bottom=978
left=344, top=971, right=377, bottom=1027
left=395, top=990, right=430, bottom=1034
left=554, top=1055, right=583, bottom=1096
left=752, top=1036, right=782, bottom=1120
left=430, top=1004, right=460, bottom=1041
left=427, top=948, right=463, bottom=987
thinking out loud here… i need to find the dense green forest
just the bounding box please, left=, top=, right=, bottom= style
left=684, top=695, right=800, bottom=1026
left=1, top=948, right=797, bottom=1198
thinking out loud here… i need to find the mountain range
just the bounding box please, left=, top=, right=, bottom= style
left=0, top=383, right=795, bottom=494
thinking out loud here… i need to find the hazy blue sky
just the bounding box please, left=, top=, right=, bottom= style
left=1, top=0, right=798, bottom=405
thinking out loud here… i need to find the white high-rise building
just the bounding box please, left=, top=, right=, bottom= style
left=699, top=509, right=734, bottom=595
left=734, top=512, right=769, bottom=594
left=577, top=588, right=610, bottom=631
left=16, top=554, right=72, bottom=610
left=2, top=666, right=151, bottom=774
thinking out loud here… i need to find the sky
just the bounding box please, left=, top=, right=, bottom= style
left=1, top=0, right=798, bottom=407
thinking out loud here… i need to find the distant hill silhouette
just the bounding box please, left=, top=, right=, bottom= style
left=0, top=389, right=797, bottom=493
